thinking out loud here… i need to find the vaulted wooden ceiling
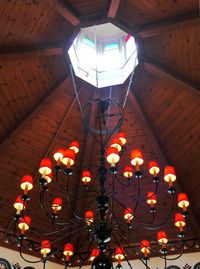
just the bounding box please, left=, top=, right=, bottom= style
left=0, top=0, right=199, bottom=265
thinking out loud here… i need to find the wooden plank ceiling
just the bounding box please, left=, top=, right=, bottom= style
left=0, top=0, right=199, bottom=264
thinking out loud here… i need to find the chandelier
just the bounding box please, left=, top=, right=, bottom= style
left=1, top=67, right=197, bottom=269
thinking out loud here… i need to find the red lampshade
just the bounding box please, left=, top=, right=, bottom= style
left=106, top=147, right=120, bottom=165
left=85, top=210, right=94, bottom=224
left=149, top=161, right=160, bottom=175
left=20, top=175, right=33, bottom=191
left=45, top=172, right=53, bottom=184
left=18, top=216, right=31, bottom=231
left=110, top=138, right=122, bottom=152
left=14, top=196, right=26, bottom=211
left=175, top=213, right=186, bottom=228
left=61, top=149, right=75, bottom=166
left=52, top=197, right=63, bottom=211
left=147, top=192, right=157, bottom=205
left=116, top=132, right=126, bottom=145
left=82, top=170, right=92, bottom=184
left=41, top=240, right=51, bottom=255
left=115, top=247, right=125, bottom=260
left=39, top=158, right=52, bottom=175
left=53, top=148, right=64, bottom=162
left=164, top=166, right=176, bottom=183
left=140, top=240, right=150, bottom=254
left=124, top=208, right=133, bottom=221
left=157, top=231, right=168, bottom=244
left=90, top=248, right=100, bottom=261
left=131, top=149, right=144, bottom=166
left=63, top=243, right=74, bottom=256
left=69, top=141, right=80, bottom=154
left=123, top=166, right=133, bottom=178
left=178, top=193, right=189, bottom=209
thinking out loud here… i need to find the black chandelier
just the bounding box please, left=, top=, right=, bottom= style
left=0, top=67, right=197, bottom=269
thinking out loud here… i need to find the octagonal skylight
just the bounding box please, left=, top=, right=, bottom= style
left=68, top=23, right=138, bottom=88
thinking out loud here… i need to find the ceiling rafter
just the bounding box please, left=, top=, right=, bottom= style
left=127, top=88, right=200, bottom=239
left=143, top=57, right=200, bottom=97
left=0, top=76, right=68, bottom=149
left=108, top=0, right=121, bottom=19
left=55, top=0, right=80, bottom=26
left=0, top=44, right=65, bottom=61
left=137, top=10, right=200, bottom=38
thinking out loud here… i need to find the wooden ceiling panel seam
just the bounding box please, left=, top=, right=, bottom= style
left=143, top=57, right=200, bottom=97
left=137, top=10, right=200, bottom=38
left=0, top=75, right=68, bottom=147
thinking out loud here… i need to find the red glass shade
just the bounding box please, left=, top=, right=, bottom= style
left=63, top=243, right=74, bottom=256
left=175, top=213, right=186, bottom=227
left=14, top=196, right=26, bottom=210
left=124, top=208, right=133, bottom=220
left=178, top=193, right=189, bottom=208
left=110, top=138, right=122, bottom=152
left=53, top=148, right=64, bottom=161
left=164, top=166, right=176, bottom=182
left=106, top=147, right=120, bottom=164
left=52, top=197, right=63, bottom=206
left=123, top=166, right=133, bottom=178
left=116, top=132, right=126, bottom=145
left=62, top=149, right=75, bottom=166
left=52, top=198, right=63, bottom=212
left=69, top=141, right=80, bottom=154
left=20, top=175, right=33, bottom=191
left=41, top=240, right=51, bottom=254
left=39, top=158, right=52, bottom=175
left=157, top=231, right=168, bottom=244
left=131, top=149, right=144, bottom=166
left=18, top=215, right=31, bottom=231
left=85, top=210, right=94, bottom=219
left=45, top=172, right=53, bottom=184
left=147, top=192, right=157, bottom=205
left=140, top=240, right=150, bottom=254
left=90, top=248, right=100, bottom=261
left=82, top=170, right=92, bottom=183
left=148, top=161, right=160, bottom=175
left=115, top=247, right=125, bottom=260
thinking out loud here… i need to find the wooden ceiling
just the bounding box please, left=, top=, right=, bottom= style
left=0, top=0, right=199, bottom=265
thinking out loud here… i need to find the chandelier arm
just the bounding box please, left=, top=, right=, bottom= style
left=113, top=196, right=156, bottom=225
left=78, top=237, right=95, bottom=269
left=0, top=218, right=14, bottom=242
left=19, top=240, right=43, bottom=263
left=107, top=243, right=115, bottom=269
left=138, top=193, right=176, bottom=230
left=112, top=233, right=133, bottom=269
left=45, top=226, right=87, bottom=248
left=114, top=231, right=151, bottom=269
left=65, top=174, right=84, bottom=221
left=134, top=180, right=159, bottom=201
left=39, top=191, right=81, bottom=226
left=115, top=174, right=131, bottom=187
left=69, top=232, right=92, bottom=266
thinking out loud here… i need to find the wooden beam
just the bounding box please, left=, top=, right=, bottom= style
left=143, top=57, right=200, bottom=97
left=108, top=0, right=120, bottom=19
left=55, top=0, right=80, bottom=26
left=0, top=44, right=64, bottom=61
left=137, top=11, right=200, bottom=38
left=127, top=89, right=200, bottom=239
left=0, top=76, right=68, bottom=148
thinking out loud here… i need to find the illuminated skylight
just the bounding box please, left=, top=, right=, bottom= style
left=68, top=23, right=138, bottom=88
